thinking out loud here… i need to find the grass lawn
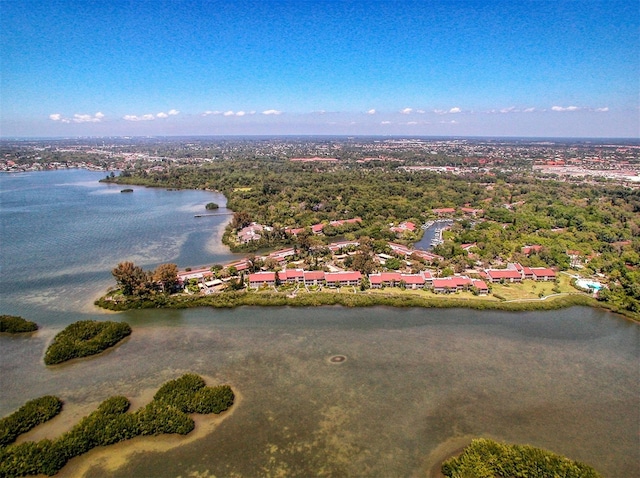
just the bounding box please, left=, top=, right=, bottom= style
left=227, top=274, right=586, bottom=306
left=491, top=274, right=575, bottom=301
left=365, top=287, right=500, bottom=302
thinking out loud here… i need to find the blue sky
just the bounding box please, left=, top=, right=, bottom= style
left=1, top=0, right=638, bottom=138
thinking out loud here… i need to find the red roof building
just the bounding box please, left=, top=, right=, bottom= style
left=390, top=221, right=416, bottom=234
left=248, top=271, right=277, bottom=289
left=460, top=207, right=483, bottom=216
left=521, top=245, right=543, bottom=255
left=432, top=276, right=473, bottom=293
left=530, top=267, right=556, bottom=281
left=484, top=269, right=523, bottom=283
left=268, top=248, right=296, bottom=262
left=325, top=271, right=362, bottom=287
left=400, top=273, right=427, bottom=289
left=284, top=227, right=305, bottom=236
left=303, top=270, right=325, bottom=285
left=369, top=272, right=402, bottom=288
left=279, top=269, right=304, bottom=283
left=471, top=279, right=489, bottom=294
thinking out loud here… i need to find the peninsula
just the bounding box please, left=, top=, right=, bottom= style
left=2, top=136, right=637, bottom=320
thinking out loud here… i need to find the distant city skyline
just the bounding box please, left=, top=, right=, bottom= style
left=1, top=0, right=638, bottom=138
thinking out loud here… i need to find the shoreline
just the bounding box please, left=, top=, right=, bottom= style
left=95, top=289, right=637, bottom=321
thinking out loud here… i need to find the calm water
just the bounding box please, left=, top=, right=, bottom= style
left=0, top=171, right=638, bottom=477
left=0, top=169, right=239, bottom=321
left=414, top=220, right=452, bottom=251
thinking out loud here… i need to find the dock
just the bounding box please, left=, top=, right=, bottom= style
left=194, top=212, right=234, bottom=218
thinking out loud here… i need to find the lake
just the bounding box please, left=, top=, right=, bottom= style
left=1, top=170, right=638, bottom=477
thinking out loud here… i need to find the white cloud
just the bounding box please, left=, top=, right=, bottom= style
left=381, top=121, right=392, bottom=124
left=433, top=109, right=446, bottom=115
left=551, top=105, right=580, bottom=112
left=416, top=109, right=426, bottom=114
left=155, top=109, right=179, bottom=119
left=235, top=111, right=246, bottom=117
left=73, top=114, right=96, bottom=123
left=401, top=108, right=413, bottom=114
left=223, top=110, right=235, bottom=116
left=123, top=114, right=155, bottom=121
left=500, top=107, right=516, bottom=114
left=595, top=107, right=609, bottom=112
left=367, top=109, right=376, bottom=115
left=202, top=110, right=222, bottom=116
left=449, top=107, right=461, bottom=114
left=407, top=121, right=418, bottom=125
left=523, top=107, right=536, bottom=113
left=262, top=109, right=283, bottom=115
left=51, top=112, right=103, bottom=123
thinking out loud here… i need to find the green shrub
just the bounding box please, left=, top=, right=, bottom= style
left=0, top=315, right=38, bottom=333
left=442, top=438, right=602, bottom=478
left=153, top=373, right=206, bottom=413
left=135, top=402, right=194, bottom=436
left=0, top=374, right=233, bottom=477
left=0, top=396, right=62, bottom=447
left=153, top=374, right=234, bottom=415
left=193, top=385, right=235, bottom=414
left=44, top=320, right=132, bottom=365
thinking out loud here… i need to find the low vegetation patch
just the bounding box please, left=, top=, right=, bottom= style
left=0, top=396, right=62, bottom=447
left=442, top=438, right=601, bottom=478
left=0, top=374, right=234, bottom=477
left=0, top=315, right=38, bottom=333
left=44, top=320, right=132, bottom=365
left=96, top=288, right=597, bottom=314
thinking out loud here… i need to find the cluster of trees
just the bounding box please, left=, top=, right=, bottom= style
left=0, top=396, right=62, bottom=447
left=0, top=315, right=38, bottom=333
left=153, top=374, right=235, bottom=415
left=112, top=262, right=179, bottom=297
left=441, top=438, right=601, bottom=478
left=44, top=320, right=132, bottom=365
left=0, top=374, right=234, bottom=477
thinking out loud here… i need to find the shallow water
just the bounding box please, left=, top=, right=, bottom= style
left=1, top=171, right=638, bottom=477
left=2, top=306, right=637, bottom=477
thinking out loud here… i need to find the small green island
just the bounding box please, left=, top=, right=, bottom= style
left=205, top=201, right=219, bottom=210
left=442, top=438, right=601, bottom=478
left=0, top=374, right=234, bottom=477
left=0, top=396, right=62, bottom=447
left=44, top=320, right=132, bottom=365
left=0, top=315, right=38, bottom=334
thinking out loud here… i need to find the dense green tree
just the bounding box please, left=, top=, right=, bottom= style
left=112, top=262, right=151, bottom=296
left=153, top=263, right=179, bottom=293
left=0, top=315, right=38, bottom=333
